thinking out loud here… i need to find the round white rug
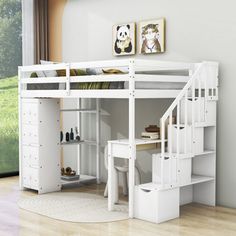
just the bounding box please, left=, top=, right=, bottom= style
left=18, top=192, right=128, bottom=223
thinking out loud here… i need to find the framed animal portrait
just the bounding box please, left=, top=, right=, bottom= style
left=113, top=22, right=136, bottom=56
left=139, top=18, right=165, bottom=54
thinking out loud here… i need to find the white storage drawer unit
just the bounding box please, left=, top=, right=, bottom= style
left=180, top=98, right=216, bottom=125
left=193, top=127, right=204, bottom=155
left=168, top=125, right=204, bottom=155
left=20, top=98, right=61, bottom=194
left=134, top=183, right=179, bottom=223
left=168, top=125, right=192, bottom=154
left=152, top=153, right=192, bottom=186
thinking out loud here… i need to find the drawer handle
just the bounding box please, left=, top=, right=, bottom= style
left=141, top=189, right=151, bottom=193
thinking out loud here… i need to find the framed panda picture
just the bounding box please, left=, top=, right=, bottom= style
left=113, top=22, right=136, bottom=56
left=139, top=18, right=165, bottom=54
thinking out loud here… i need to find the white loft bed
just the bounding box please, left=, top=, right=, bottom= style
left=18, top=59, right=219, bottom=222
left=18, top=59, right=195, bottom=98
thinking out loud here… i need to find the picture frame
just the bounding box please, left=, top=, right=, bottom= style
left=138, top=18, right=165, bottom=54
left=112, top=22, right=136, bottom=56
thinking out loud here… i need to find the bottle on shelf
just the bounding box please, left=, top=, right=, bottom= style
left=70, top=128, right=74, bottom=140
left=66, top=132, right=70, bottom=142
left=60, top=131, right=63, bottom=142
left=75, top=126, right=81, bottom=141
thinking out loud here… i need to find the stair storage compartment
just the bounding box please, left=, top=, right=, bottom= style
left=193, top=127, right=204, bottom=155
left=168, top=125, right=204, bottom=155
left=168, top=125, right=192, bottom=154
left=134, top=183, right=179, bottom=223
left=180, top=98, right=216, bottom=125
left=180, top=97, right=205, bottom=124
left=152, top=153, right=191, bottom=186
left=205, top=101, right=216, bottom=125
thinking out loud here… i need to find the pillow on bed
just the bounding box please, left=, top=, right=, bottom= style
left=40, top=60, right=58, bottom=77
left=28, top=61, right=59, bottom=90
left=35, top=70, right=46, bottom=78
left=76, top=69, right=87, bottom=76
left=102, top=69, right=125, bottom=89
left=56, top=69, right=77, bottom=77
left=30, top=72, right=38, bottom=78
left=72, top=68, right=102, bottom=90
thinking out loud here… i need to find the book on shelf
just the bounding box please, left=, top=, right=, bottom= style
left=141, top=132, right=159, bottom=140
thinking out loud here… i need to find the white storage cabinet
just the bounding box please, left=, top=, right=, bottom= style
left=20, top=98, right=61, bottom=194
left=152, top=153, right=191, bottom=186
left=168, top=125, right=192, bottom=154
left=134, top=183, right=179, bottom=223
left=168, top=125, right=204, bottom=155
left=180, top=98, right=216, bottom=125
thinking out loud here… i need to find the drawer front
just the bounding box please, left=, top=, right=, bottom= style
left=22, top=145, right=39, bottom=168
left=30, top=168, right=39, bottom=190
left=22, top=166, right=39, bottom=190
left=22, top=102, right=39, bottom=125
left=22, top=124, right=39, bottom=145
left=22, top=172, right=31, bottom=188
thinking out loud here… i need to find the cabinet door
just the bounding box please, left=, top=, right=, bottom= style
left=22, top=101, right=39, bottom=125
left=28, top=146, right=40, bottom=168
left=30, top=168, right=39, bottom=190
left=22, top=124, right=39, bottom=145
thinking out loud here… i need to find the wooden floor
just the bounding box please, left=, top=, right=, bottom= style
left=1, top=177, right=236, bottom=236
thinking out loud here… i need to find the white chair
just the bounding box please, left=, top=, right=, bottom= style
left=103, top=145, right=141, bottom=200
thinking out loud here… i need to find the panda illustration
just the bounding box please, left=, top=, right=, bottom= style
left=114, top=24, right=133, bottom=54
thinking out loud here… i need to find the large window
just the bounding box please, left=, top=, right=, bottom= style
left=0, top=0, right=22, bottom=175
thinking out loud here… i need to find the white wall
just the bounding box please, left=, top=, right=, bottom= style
left=62, top=0, right=236, bottom=208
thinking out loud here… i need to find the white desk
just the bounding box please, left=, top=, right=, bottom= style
left=107, top=138, right=164, bottom=217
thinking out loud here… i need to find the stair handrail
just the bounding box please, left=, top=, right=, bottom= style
left=160, top=62, right=205, bottom=188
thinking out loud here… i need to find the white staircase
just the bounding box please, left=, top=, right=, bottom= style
left=134, top=61, right=218, bottom=223
left=159, top=61, right=218, bottom=189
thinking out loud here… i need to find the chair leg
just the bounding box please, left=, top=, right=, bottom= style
left=105, top=169, right=119, bottom=203
left=121, top=172, right=128, bottom=196
left=135, top=167, right=141, bottom=185
left=104, top=183, right=108, bottom=197
left=114, top=170, right=119, bottom=203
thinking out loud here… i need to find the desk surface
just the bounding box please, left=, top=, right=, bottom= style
left=108, top=139, right=166, bottom=146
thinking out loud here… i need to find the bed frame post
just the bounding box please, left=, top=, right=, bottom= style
left=66, top=63, right=70, bottom=96
left=77, top=98, right=81, bottom=176
left=128, top=59, right=136, bottom=218
left=18, top=67, right=23, bottom=190
left=96, top=98, right=101, bottom=184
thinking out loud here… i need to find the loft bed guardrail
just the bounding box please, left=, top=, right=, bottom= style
left=18, top=59, right=196, bottom=99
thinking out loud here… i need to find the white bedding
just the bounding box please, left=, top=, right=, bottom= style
left=124, top=81, right=185, bottom=90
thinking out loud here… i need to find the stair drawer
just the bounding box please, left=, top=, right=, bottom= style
left=134, top=183, right=179, bottom=223
left=180, top=98, right=216, bottom=125
left=168, top=125, right=204, bottom=155
left=168, top=125, right=192, bottom=154
left=180, top=97, right=205, bottom=124
left=194, top=127, right=204, bottom=155
left=22, top=124, right=39, bottom=145
left=152, top=153, right=191, bottom=185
